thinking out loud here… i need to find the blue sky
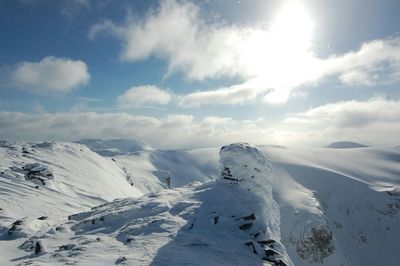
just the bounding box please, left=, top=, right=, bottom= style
left=0, top=0, right=400, bottom=148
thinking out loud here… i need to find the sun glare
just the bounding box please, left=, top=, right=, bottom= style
left=270, top=1, right=314, bottom=53
left=241, top=1, right=315, bottom=102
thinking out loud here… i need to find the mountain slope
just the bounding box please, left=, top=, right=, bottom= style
left=1, top=142, right=399, bottom=265
left=326, top=141, right=368, bottom=149
left=12, top=143, right=293, bottom=265
left=75, top=139, right=152, bottom=157
left=262, top=145, right=400, bottom=265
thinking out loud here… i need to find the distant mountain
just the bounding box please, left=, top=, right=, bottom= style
left=327, top=141, right=369, bottom=149
left=75, top=138, right=152, bottom=156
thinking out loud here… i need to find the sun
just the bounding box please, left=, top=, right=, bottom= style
left=240, top=1, right=316, bottom=103
left=269, top=1, right=314, bottom=53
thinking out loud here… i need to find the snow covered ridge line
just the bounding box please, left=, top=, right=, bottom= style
left=219, top=143, right=293, bottom=265
left=1, top=141, right=400, bottom=265
left=10, top=142, right=294, bottom=265
left=74, top=138, right=152, bottom=156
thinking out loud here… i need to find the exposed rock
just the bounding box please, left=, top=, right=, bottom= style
left=239, top=223, right=253, bottom=231
left=115, top=256, right=127, bottom=264
left=34, top=240, right=44, bottom=255
left=237, top=213, right=256, bottom=221
left=8, top=219, right=23, bottom=236
left=213, top=216, right=219, bottom=225
left=294, top=226, right=335, bottom=264
left=23, top=163, right=54, bottom=185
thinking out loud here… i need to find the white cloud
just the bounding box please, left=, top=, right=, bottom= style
left=90, top=0, right=400, bottom=106
left=0, top=111, right=268, bottom=149
left=117, top=85, right=172, bottom=108
left=89, top=0, right=250, bottom=80
left=284, top=96, right=400, bottom=128
left=326, top=38, right=400, bottom=86
left=282, top=96, right=400, bottom=145
left=179, top=80, right=265, bottom=107
left=8, top=56, right=90, bottom=93
left=1, top=97, right=399, bottom=149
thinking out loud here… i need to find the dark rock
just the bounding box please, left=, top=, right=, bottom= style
left=8, top=220, right=23, bottom=235
left=258, top=239, right=276, bottom=245
left=245, top=241, right=258, bottom=254
left=37, top=216, right=47, bottom=220
left=238, top=213, right=256, bottom=221
left=295, top=226, right=335, bottom=264
left=34, top=241, right=42, bottom=255
left=265, top=249, right=279, bottom=256
left=239, top=223, right=253, bottom=231
left=115, top=256, right=127, bottom=264
left=23, top=163, right=54, bottom=186
left=213, top=216, right=219, bottom=225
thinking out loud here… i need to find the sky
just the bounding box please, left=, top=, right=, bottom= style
left=0, top=0, right=400, bottom=149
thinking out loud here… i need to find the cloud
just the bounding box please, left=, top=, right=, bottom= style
left=89, top=0, right=254, bottom=80
left=1, top=97, right=399, bottom=149
left=90, top=0, right=400, bottom=106
left=282, top=96, right=400, bottom=145
left=284, top=96, right=400, bottom=128
left=179, top=80, right=265, bottom=107
left=117, top=85, right=173, bottom=108
left=7, top=56, right=90, bottom=93
left=326, top=38, right=400, bottom=86
left=0, top=111, right=269, bottom=149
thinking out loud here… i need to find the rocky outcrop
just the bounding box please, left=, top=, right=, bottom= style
left=23, top=163, right=54, bottom=185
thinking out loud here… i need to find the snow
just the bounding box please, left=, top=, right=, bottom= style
left=1, top=140, right=399, bottom=265
left=75, top=138, right=152, bottom=156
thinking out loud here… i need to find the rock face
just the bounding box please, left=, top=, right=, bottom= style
left=219, top=143, right=292, bottom=265
left=23, top=163, right=54, bottom=185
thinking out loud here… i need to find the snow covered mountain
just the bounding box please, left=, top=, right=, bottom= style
left=1, top=141, right=399, bottom=265
left=75, top=139, right=152, bottom=156
left=326, top=141, right=368, bottom=149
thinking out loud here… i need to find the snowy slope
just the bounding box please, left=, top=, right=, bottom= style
left=0, top=141, right=142, bottom=230
left=10, top=143, right=292, bottom=266
left=260, top=145, right=400, bottom=265
left=1, top=141, right=400, bottom=265
left=75, top=139, right=152, bottom=157
left=113, top=148, right=219, bottom=194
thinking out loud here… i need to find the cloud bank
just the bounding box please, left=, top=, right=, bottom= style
left=1, top=97, right=399, bottom=148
